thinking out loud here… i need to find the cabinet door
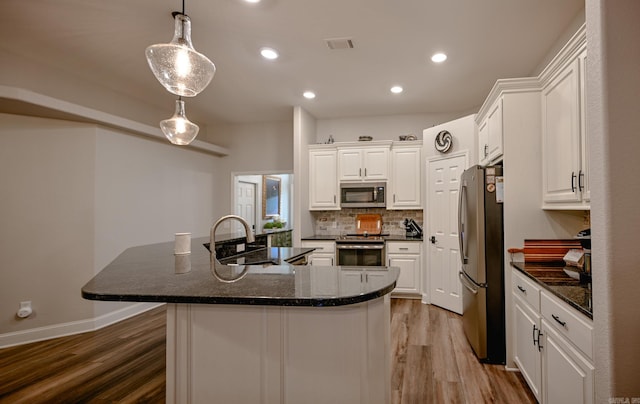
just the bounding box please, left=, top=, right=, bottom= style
left=487, top=98, right=503, bottom=162
left=362, top=148, right=389, bottom=180
left=309, top=150, right=339, bottom=210
left=541, top=319, right=594, bottom=404
left=389, top=147, right=421, bottom=209
left=513, top=297, right=542, bottom=401
left=338, top=149, right=363, bottom=181
left=478, top=119, right=489, bottom=165
left=388, top=254, right=420, bottom=294
left=542, top=58, right=582, bottom=204
left=578, top=49, right=590, bottom=203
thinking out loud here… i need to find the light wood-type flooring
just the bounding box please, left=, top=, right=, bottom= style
left=0, top=299, right=536, bottom=403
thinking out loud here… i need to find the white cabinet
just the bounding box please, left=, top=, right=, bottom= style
left=511, top=268, right=594, bottom=404
left=338, top=145, right=390, bottom=182
left=541, top=44, right=589, bottom=209
left=301, top=240, right=335, bottom=266
left=541, top=318, right=594, bottom=404
left=512, top=270, right=542, bottom=401
left=340, top=269, right=389, bottom=294
left=478, top=97, right=503, bottom=165
left=388, top=142, right=422, bottom=209
left=386, top=241, right=421, bottom=295
left=308, top=147, right=339, bottom=210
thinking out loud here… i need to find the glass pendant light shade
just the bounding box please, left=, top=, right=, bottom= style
left=160, top=99, right=199, bottom=145
left=146, top=13, right=216, bottom=97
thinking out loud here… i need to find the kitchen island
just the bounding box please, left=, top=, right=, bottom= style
left=82, top=237, right=399, bottom=404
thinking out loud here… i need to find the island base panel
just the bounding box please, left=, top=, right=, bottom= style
left=166, top=297, right=391, bottom=404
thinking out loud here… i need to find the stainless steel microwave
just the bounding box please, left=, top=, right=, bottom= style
left=340, top=182, right=386, bottom=208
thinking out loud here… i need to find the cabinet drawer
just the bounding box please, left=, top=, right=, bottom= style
left=386, top=242, right=421, bottom=254
left=512, top=269, right=541, bottom=311
left=301, top=240, right=336, bottom=254
left=541, top=290, right=593, bottom=360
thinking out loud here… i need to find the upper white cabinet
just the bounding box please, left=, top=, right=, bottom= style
left=541, top=26, right=588, bottom=210
left=388, top=141, right=422, bottom=209
left=308, top=147, right=339, bottom=210
left=338, top=143, right=390, bottom=182
left=478, top=97, right=504, bottom=165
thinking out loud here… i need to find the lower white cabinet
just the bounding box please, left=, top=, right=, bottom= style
left=513, top=295, right=542, bottom=401
left=301, top=240, right=335, bottom=266
left=541, top=318, right=594, bottom=404
left=511, top=268, right=594, bottom=404
left=386, top=241, right=421, bottom=295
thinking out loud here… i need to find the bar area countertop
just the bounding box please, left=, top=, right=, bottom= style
left=81, top=237, right=399, bottom=307
left=511, top=261, right=592, bottom=318
left=81, top=236, right=397, bottom=403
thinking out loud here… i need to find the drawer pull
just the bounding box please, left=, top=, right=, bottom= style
left=517, top=285, right=526, bottom=293
left=532, top=325, right=538, bottom=346
left=552, top=314, right=567, bottom=327
left=399, top=247, right=409, bottom=251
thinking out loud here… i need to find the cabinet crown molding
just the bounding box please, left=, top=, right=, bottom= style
left=538, top=23, right=586, bottom=87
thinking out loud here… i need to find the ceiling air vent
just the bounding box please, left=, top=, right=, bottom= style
left=325, top=37, right=354, bottom=50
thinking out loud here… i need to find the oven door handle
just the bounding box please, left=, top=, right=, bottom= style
left=336, top=244, right=385, bottom=250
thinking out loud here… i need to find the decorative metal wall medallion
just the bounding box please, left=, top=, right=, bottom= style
left=435, top=130, right=453, bottom=153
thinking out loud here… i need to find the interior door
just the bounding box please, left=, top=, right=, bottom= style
left=235, top=181, right=256, bottom=232
left=427, top=154, right=466, bottom=314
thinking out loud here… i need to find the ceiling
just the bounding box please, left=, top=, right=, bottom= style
left=1, top=0, right=584, bottom=127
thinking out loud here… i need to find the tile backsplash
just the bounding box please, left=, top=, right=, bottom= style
left=311, top=208, right=423, bottom=236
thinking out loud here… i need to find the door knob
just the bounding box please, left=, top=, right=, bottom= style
left=429, top=236, right=436, bottom=244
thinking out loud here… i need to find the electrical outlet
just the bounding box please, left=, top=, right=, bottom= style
left=237, top=243, right=245, bottom=252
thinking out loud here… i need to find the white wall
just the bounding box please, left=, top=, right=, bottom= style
left=0, top=114, right=95, bottom=337
left=316, top=112, right=467, bottom=144
left=0, top=113, right=220, bottom=346
left=293, top=107, right=317, bottom=244
left=205, top=121, right=294, bottom=223
left=423, top=114, right=477, bottom=163
left=587, top=0, right=640, bottom=400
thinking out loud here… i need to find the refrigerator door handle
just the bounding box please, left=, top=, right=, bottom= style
left=459, top=271, right=479, bottom=294
left=458, top=182, right=468, bottom=265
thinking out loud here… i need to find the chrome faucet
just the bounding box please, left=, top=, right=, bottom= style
left=210, top=214, right=255, bottom=264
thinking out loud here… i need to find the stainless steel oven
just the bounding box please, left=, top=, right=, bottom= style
left=336, top=236, right=385, bottom=266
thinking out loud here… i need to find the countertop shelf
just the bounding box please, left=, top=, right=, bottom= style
left=82, top=237, right=399, bottom=307
left=511, top=261, right=592, bottom=318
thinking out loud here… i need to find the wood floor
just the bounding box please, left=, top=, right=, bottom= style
left=0, top=300, right=536, bottom=403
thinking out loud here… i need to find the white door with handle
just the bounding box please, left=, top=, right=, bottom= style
left=427, top=153, right=467, bottom=314
left=235, top=181, right=257, bottom=233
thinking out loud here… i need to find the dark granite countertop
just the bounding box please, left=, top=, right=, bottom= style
left=213, top=227, right=292, bottom=244
left=301, top=234, right=423, bottom=242
left=81, top=238, right=399, bottom=307
left=511, top=262, right=592, bottom=319
left=219, top=246, right=314, bottom=265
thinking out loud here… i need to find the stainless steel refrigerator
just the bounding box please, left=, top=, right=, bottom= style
left=458, top=165, right=505, bottom=364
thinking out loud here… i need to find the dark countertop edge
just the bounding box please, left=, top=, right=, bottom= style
left=81, top=281, right=396, bottom=308
left=511, top=262, right=592, bottom=319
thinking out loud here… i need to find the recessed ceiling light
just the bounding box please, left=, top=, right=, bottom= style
left=260, top=47, right=279, bottom=60
left=431, top=53, right=447, bottom=63
left=390, top=86, right=403, bottom=94
left=244, top=0, right=261, bottom=3
left=303, top=91, right=316, bottom=99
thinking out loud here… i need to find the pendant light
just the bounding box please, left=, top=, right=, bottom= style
left=160, top=97, right=199, bottom=145
left=145, top=1, right=215, bottom=97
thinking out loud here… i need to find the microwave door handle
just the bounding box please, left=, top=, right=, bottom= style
left=458, top=182, right=468, bottom=265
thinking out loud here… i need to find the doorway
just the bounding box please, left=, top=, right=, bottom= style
left=232, top=173, right=293, bottom=233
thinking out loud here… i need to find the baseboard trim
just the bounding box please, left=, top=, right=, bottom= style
left=0, top=302, right=164, bottom=349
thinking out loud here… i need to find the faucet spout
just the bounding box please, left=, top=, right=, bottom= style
left=210, top=215, right=255, bottom=264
